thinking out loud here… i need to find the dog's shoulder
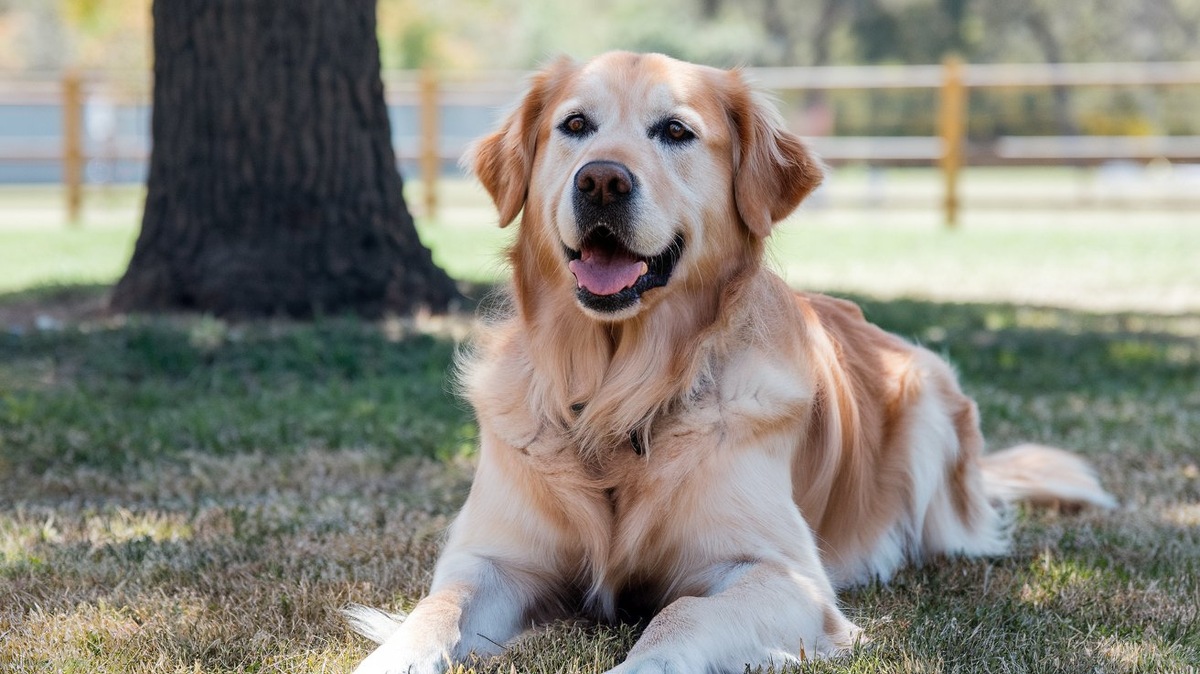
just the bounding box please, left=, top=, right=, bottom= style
left=457, top=316, right=550, bottom=450
left=792, top=290, right=916, bottom=363
left=689, top=273, right=817, bottom=429
left=796, top=291, right=867, bottom=324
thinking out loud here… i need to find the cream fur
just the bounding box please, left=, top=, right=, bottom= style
left=349, top=52, right=1114, bottom=674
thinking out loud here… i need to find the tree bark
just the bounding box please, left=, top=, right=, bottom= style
left=111, top=0, right=459, bottom=318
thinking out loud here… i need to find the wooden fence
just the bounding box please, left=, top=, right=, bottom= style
left=3, top=59, right=1200, bottom=226
left=382, top=59, right=1200, bottom=227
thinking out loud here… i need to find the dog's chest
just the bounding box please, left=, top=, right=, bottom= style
left=512, top=391, right=730, bottom=572
left=474, top=339, right=812, bottom=606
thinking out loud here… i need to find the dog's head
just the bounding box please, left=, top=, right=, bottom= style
left=469, top=51, right=822, bottom=321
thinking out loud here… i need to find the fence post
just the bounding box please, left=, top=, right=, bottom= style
left=418, top=67, right=439, bottom=220
left=63, top=69, right=84, bottom=226
left=938, top=55, right=966, bottom=228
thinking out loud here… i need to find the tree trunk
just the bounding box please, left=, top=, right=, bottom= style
left=111, top=0, right=459, bottom=318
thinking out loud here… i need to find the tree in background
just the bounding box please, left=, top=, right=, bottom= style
left=0, top=0, right=149, bottom=71
left=111, top=0, right=458, bottom=318
left=5, top=0, right=1198, bottom=72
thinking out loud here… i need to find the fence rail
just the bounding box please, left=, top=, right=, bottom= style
left=2, top=60, right=1199, bottom=225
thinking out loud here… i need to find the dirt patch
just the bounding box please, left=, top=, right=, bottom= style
left=0, top=285, right=112, bottom=333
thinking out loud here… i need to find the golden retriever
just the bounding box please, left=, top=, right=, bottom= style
left=348, top=51, right=1114, bottom=674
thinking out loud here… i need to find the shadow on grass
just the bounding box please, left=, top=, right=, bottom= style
left=0, top=282, right=112, bottom=330
left=844, top=293, right=1200, bottom=396
left=2, top=283, right=1198, bottom=672
left=2, top=283, right=1197, bottom=477
left=0, top=283, right=475, bottom=476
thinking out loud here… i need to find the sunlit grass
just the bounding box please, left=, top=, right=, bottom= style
left=1, top=172, right=1199, bottom=672
left=2, top=294, right=1197, bottom=672
left=3, top=171, right=1200, bottom=311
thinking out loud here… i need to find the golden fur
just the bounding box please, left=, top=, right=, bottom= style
left=349, top=52, right=1114, bottom=674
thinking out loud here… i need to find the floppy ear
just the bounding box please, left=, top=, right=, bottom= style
left=466, top=56, right=576, bottom=227
left=727, top=73, right=824, bottom=238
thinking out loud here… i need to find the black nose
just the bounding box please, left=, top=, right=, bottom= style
left=575, top=161, right=634, bottom=207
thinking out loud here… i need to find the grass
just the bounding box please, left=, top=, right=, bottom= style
left=4, top=171, right=1200, bottom=312
left=0, top=314, right=473, bottom=473
left=2, top=171, right=1200, bottom=672
left=0, top=186, right=145, bottom=292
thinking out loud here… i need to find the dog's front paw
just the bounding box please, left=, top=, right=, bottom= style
left=351, top=639, right=449, bottom=674
left=603, top=656, right=687, bottom=674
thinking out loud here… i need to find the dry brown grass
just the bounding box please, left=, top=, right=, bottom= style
left=1, top=450, right=469, bottom=673
left=3, top=434, right=1198, bottom=672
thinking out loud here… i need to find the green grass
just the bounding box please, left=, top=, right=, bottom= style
left=4, top=171, right=1200, bottom=312
left=1, top=172, right=1199, bottom=672
left=0, top=314, right=472, bottom=475
left=0, top=219, right=136, bottom=292
left=0, top=186, right=145, bottom=292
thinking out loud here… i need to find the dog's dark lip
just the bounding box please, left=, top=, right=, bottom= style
left=563, top=229, right=685, bottom=314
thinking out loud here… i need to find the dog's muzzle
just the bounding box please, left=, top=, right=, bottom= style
left=566, top=161, right=683, bottom=316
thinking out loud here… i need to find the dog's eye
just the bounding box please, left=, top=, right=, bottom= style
left=666, top=121, right=691, bottom=141
left=654, top=119, right=695, bottom=145
left=559, top=114, right=594, bottom=137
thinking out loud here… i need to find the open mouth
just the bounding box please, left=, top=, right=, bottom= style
left=565, top=228, right=684, bottom=314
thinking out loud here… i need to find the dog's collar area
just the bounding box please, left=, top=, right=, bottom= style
left=629, top=431, right=645, bottom=456
left=564, top=230, right=684, bottom=315
left=568, top=402, right=646, bottom=456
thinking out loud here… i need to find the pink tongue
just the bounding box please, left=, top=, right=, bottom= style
left=569, top=247, right=647, bottom=296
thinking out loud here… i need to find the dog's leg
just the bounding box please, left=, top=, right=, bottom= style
left=604, top=561, right=862, bottom=674
left=351, top=553, right=543, bottom=674
left=353, top=434, right=572, bottom=674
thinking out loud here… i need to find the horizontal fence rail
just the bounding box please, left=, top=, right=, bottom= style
left=2, top=60, right=1199, bottom=225
left=746, top=60, right=1200, bottom=89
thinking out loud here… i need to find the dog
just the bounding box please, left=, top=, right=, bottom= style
left=347, top=51, right=1115, bottom=674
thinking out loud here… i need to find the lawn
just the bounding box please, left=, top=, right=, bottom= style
left=1, top=173, right=1199, bottom=673
left=4, top=173, right=1200, bottom=312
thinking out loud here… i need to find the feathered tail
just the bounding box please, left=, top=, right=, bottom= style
left=982, top=443, right=1117, bottom=510
left=342, top=603, right=406, bottom=645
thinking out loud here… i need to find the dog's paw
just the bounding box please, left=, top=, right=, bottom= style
left=603, top=656, right=686, bottom=674
left=350, top=641, right=448, bottom=674
left=815, top=612, right=868, bottom=658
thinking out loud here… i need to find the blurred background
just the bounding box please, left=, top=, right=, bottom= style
left=3, top=6, right=1200, bottom=671
left=1, top=0, right=1199, bottom=310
